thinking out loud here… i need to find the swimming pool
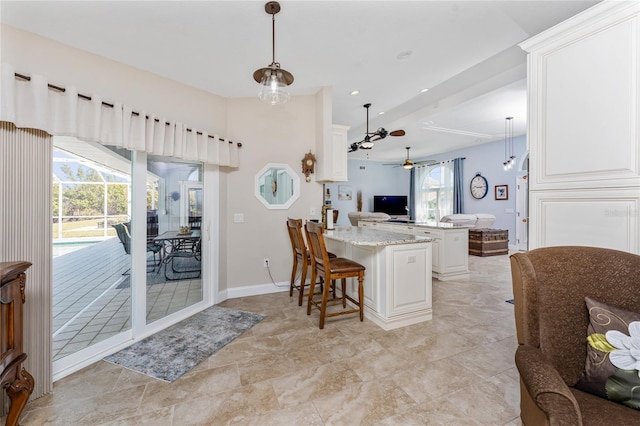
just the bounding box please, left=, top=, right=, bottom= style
left=52, top=240, right=102, bottom=257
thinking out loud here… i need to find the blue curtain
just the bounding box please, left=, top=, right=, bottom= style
left=453, top=157, right=464, bottom=214
left=409, top=168, right=416, bottom=220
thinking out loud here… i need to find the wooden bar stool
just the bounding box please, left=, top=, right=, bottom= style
left=286, top=218, right=310, bottom=306
left=286, top=218, right=336, bottom=306
left=304, top=221, right=365, bottom=329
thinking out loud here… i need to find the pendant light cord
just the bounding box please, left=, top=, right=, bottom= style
left=271, top=12, right=276, bottom=65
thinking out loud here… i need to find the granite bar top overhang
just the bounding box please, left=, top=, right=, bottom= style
left=361, top=219, right=473, bottom=229
left=324, top=226, right=432, bottom=246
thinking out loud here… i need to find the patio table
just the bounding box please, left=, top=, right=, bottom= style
left=154, top=230, right=201, bottom=277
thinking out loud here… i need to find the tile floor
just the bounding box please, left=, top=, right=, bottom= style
left=17, top=252, right=522, bottom=425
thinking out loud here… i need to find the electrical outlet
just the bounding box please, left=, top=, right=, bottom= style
left=263, top=258, right=270, bottom=267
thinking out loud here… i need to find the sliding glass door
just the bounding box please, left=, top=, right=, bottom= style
left=52, top=137, right=133, bottom=361
left=146, top=156, right=203, bottom=324
left=52, top=138, right=208, bottom=378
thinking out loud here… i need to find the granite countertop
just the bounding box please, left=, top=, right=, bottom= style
left=361, top=219, right=472, bottom=229
left=324, top=226, right=432, bottom=246
left=399, top=221, right=472, bottom=229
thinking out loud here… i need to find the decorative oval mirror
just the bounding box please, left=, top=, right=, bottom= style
left=255, top=163, right=300, bottom=210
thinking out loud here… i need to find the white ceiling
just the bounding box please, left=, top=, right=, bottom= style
left=0, top=0, right=599, bottom=162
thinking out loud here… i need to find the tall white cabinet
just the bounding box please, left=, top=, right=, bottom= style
left=317, top=124, right=349, bottom=182
left=520, top=0, right=640, bottom=253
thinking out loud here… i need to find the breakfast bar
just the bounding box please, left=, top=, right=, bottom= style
left=358, top=220, right=470, bottom=280
left=323, top=226, right=433, bottom=330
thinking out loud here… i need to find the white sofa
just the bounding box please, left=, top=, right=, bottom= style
left=347, top=211, right=391, bottom=226
left=440, top=213, right=495, bottom=228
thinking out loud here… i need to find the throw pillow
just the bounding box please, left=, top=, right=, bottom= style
left=575, top=297, right=640, bottom=410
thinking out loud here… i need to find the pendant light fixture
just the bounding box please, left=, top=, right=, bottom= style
left=253, top=1, right=294, bottom=106
left=503, top=116, right=516, bottom=171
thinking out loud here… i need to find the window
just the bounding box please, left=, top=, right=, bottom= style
left=414, top=163, right=454, bottom=222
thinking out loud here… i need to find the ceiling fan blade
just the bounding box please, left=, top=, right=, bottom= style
left=389, top=129, right=406, bottom=137
left=414, top=160, right=438, bottom=166
left=370, top=136, right=383, bottom=142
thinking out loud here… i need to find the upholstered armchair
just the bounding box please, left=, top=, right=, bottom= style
left=510, top=246, right=640, bottom=425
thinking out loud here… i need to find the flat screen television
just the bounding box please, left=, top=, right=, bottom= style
left=373, top=195, right=408, bottom=216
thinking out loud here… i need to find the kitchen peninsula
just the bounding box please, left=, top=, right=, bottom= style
left=323, top=226, right=432, bottom=330
left=358, top=220, right=470, bottom=281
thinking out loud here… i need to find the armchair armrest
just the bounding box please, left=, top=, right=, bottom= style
left=516, top=345, right=582, bottom=426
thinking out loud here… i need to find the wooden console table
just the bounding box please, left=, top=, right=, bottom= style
left=1, top=262, right=34, bottom=426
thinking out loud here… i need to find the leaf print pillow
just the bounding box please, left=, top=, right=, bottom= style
left=575, top=297, right=640, bottom=410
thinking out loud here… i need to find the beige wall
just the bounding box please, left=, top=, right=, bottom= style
left=0, top=25, right=227, bottom=134
left=1, top=24, right=324, bottom=297
left=225, top=97, right=323, bottom=294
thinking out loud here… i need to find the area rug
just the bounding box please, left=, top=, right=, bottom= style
left=104, top=306, right=265, bottom=382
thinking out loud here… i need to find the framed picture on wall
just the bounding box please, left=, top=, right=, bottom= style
left=495, top=185, right=508, bottom=200
left=338, top=185, right=353, bottom=200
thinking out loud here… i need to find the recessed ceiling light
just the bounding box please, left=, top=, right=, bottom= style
left=396, top=50, right=412, bottom=60
left=350, top=90, right=360, bottom=96
left=420, top=88, right=429, bottom=93
left=378, top=111, right=385, bottom=115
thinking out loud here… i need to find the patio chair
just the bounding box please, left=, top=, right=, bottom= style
left=113, top=222, right=162, bottom=272
left=162, top=238, right=201, bottom=280
left=188, top=216, right=202, bottom=230
left=113, top=223, right=131, bottom=255
left=113, top=223, right=131, bottom=276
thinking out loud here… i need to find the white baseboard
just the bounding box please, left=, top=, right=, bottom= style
left=218, top=281, right=289, bottom=302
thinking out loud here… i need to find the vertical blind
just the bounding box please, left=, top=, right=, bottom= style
left=0, top=122, right=53, bottom=406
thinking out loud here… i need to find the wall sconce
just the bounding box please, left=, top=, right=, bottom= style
left=503, top=116, right=516, bottom=171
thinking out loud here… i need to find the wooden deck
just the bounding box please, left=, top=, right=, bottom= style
left=52, top=237, right=202, bottom=360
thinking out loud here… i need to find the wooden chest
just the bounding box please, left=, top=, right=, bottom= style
left=468, top=229, right=508, bottom=256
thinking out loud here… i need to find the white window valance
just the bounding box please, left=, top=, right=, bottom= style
left=0, top=63, right=238, bottom=167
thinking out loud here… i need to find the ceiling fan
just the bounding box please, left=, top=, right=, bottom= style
left=348, top=103, right=405, bottom=152
left=383, top=147, right=437, bottom=170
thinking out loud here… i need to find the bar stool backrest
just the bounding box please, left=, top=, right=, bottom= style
left=304, top=221, right=330, bottom=278
left=287, top=218, right=306, bottom=262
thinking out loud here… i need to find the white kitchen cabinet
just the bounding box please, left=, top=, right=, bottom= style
left=411, top=227, right=469, bottom=281
left=358, top=221, right=469, bottom=281
left=359, top=221, right=394, bottom=232
left=316, top=124, right=349, bottom=182
left=324, top=228, right=432, bottom=331
left=520, top=1, right=640, bottom=253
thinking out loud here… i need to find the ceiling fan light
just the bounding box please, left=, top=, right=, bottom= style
left=360, top=141, right=374, bottom=149
left=403, top=162, right=413, bottom=170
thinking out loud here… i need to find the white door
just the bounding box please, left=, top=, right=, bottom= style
left=515, top=175, right=529, bottom=251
